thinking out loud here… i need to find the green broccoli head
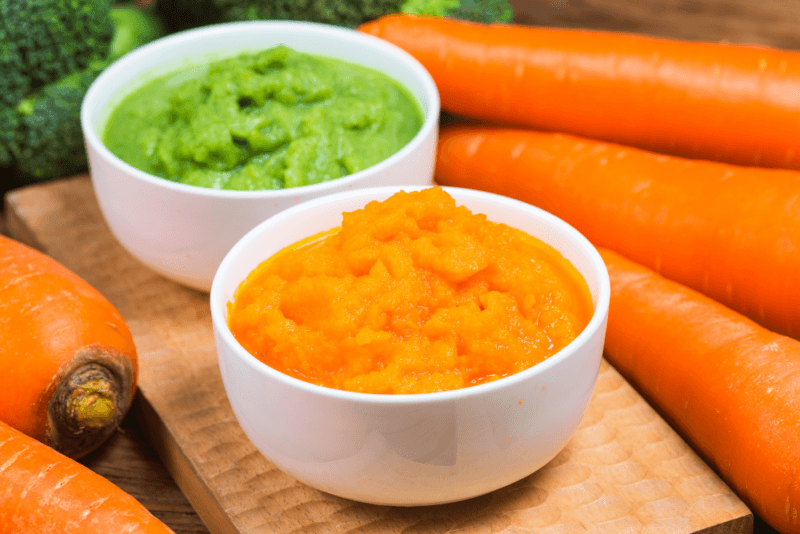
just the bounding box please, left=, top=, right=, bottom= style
left=0, top=0, right=114, bottom=90
left=0, top=0, right=113, bottom=170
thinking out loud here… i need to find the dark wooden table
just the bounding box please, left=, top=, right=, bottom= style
left=37, top=1, right=800, bottom=532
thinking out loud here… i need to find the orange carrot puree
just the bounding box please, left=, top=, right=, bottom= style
left=227, top=187, right=593, bottom=394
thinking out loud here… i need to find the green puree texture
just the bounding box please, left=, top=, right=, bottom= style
left=102, top=46, right=423, bottom=190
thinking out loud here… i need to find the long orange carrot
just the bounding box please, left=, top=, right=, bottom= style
left=598, top=248, right=800, bottom=534
left=435, top=124, right=800, bottom=341
left=0, top=235, right=138, bottom=458
left=0, top=420, right=175, bottom=533
left=359, top=14, right=800, bottom=171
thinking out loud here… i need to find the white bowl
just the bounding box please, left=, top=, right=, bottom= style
left=210, top=186, right=610, bottom=506
left=81, top=21, right=439, bottom=292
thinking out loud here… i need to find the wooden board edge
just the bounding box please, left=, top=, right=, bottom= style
left=133, top=394, right=239, bottom=534
left=697, top=513, right=755, bottom=534
left=4, top=190, right=43, bottom=249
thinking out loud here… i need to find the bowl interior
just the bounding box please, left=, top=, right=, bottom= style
left=82, top=21, right=439, bottom=189
left=211, top=185, right=610, bottom=398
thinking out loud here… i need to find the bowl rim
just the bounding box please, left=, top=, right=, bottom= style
left=210, top=185, right=611, bottom=405
left=80, top=20, right=441, bottom=200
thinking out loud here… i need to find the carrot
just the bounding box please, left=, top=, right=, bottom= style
left=359, top=14, right=800, bottom=171
left=0, top=235, right=137, bottom=458
left=598, top=248, right=800, bottom=534
left=0, top=420, right=175, bottom=533
left=435, top=124, right=800, bottom=341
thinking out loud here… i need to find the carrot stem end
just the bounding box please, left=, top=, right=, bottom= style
left=66, top=377, right=117, bottom=430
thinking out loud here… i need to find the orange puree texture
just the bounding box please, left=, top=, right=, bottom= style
left=227, top=187, right=593, bottom=394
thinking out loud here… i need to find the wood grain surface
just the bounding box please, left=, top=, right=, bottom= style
left=5, top=176, right=754, bottom=534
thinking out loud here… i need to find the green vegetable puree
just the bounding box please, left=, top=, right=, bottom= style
left=102, top=46, right=423, bottom=190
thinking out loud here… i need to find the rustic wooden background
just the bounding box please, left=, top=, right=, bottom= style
left=6, top=0, right=795, bottom=533
left=511, top=0, right=800, bottom=50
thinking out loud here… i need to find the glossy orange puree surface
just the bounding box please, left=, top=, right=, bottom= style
left=227, top=187, right=593, bottom=394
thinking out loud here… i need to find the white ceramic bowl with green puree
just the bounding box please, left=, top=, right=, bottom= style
left=81, top=21, right=440, bottom=292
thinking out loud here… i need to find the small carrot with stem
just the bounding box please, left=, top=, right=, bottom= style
left=359, top=14, right=800, bottom=170
left=598, top=248, right=800, bottom=534
left=0, top=420, right=175, bottom=533
left=435, top=124, right=800, bottom=341
left=0, top=235, right=137, bottom=458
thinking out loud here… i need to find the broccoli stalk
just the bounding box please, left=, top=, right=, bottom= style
left=107, top=4, right=166, bottom=59
left=1, top=4, right=164, bottom=186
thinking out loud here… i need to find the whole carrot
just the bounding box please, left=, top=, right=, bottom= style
left=0, top=420, right=175, bottom=533
left=598, top=248, right=800, bottom=534
left=435, top=125, right=800, bottom=341
left=0, top=235, right=137, bottom=458
left=359, top=14, right=800, bottom=171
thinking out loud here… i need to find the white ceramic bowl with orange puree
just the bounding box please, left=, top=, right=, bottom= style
left=210, top=186, right=610, bottom=506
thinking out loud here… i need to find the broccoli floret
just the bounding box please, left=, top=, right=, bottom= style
left=12, top=62, right=107, bottom=182
left=1, top=4, right=164, bottom=186
left=402, top=0, right=513, bottom=22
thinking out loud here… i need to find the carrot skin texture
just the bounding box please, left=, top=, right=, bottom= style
left=435, top=125, right=800, bottom=341
left=0, top=421, right=175, bottom=533
left=597, top=248, right=800, bottom=534
left=0, top=235, right=138, bottom=458
left=359, top=14, right=800, bottom=170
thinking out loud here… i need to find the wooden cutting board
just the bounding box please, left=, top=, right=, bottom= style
left=5, top=175, right=753, bottom=534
